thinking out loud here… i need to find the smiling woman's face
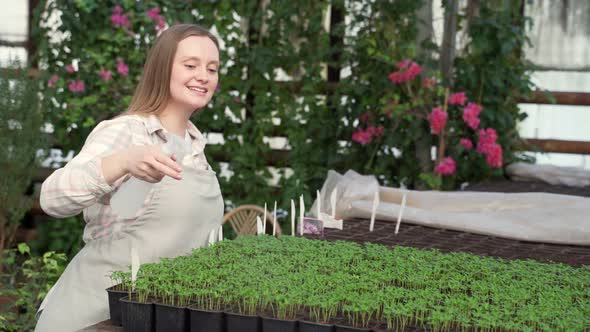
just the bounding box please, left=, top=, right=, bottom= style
left=168, top=35, right=219, bottom=112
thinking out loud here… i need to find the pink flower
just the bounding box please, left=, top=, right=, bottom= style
left=406, top=62, right=422, bottom=78
left=463, top=102, right=483, bottom=129
left=475, top=128, right=503, bottom=168
left=352, top=128, right=373, bottom=145
left=428, top=107, right=447, bottom=135
left=388, top=59, right=422, bottom=84
left=47, top=74, right=58, bottom=87
left=476, top=128, right=498, bottom=154
left=434, top=157, right=456, bottom=176
left=388, top=71, right=404, bottom=84
left=147, top=7, right=166, bottom=31
left=111, top=6, right=131, bottom=29
left=459, top=138, right=473, bottom=150
left=485, top=143, right=503, bottom=168
left=68, top=80, right=85, bottom=93
left=117, top=58, right=129, bottom=76
left=396, top=60, right=412, bottom=70
left=65, top=65, right=75, bottom=73
left=156, top=17, right=166, bottom=30
left=449, top=92, right=467, bottom=106
left=67, top=80, right=76, bottom=92
left=352, top=125, right=384, bottom=145
left=366, top=125, right=384, bottom=137
left=99, top=68, right=112, bottom=81
left=146, top=7, right=160, bottom=20
left=77, top=80, right=85, bottom=92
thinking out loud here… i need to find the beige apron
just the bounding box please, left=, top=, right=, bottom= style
left=35, top=167, right=224, bottom=332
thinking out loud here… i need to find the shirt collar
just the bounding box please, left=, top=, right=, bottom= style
left=138, top=114, right=207, bottom=156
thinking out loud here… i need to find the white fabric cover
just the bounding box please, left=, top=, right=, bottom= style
left=310, top=170, right=590, bottom=246
left=506, top=162, right=590, bottom=188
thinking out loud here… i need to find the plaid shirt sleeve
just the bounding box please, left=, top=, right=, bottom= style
left=40, top=117, right=136, bottom=218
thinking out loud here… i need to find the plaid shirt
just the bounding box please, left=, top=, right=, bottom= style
left=40, top=114, right=211, bottom=242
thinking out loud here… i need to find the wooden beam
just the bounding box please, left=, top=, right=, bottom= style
left=278, top=83, right=590, bottom=108
left=328, top=0, right=344, bottom=83
left=440, top=0, right=459, bottom=86
left=0, top=39, right=27, bottom=48
left=519, top=138, right=590, bottom=155
left=520, top=91, right=590, bottom=106
left=0, top=67, right=41, bottom=78
left=27, top=0, right=40, bottom=66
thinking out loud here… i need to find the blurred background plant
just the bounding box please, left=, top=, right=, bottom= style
left=32, top=0, right=533, bottom=204
left=29, top=216, right=84, bottom=259
left=0, top=59, right=48, bottom=259
left=0, top=59, right=67, bottom=331
left=353, top=59, right=506, bottom=190
left=0, top=243, right=67, bottom=332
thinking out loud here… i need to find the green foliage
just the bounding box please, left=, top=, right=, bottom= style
left=331, top=0, right=426, bottom=188
left=0, top=60, right=47, bottom=252
left=453, top=1, right=534, bottom=170
left=113, top=236, right=590, bottom=331
left=29, top=216, right=85, bottom=260
left=0, top=243, right=67, bottom=332
left=33, top=1, right=533, bottom=213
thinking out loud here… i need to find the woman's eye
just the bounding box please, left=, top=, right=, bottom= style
left=208, top=68, right=218, bottom=74
left=185, top=64, right=196, bottom=69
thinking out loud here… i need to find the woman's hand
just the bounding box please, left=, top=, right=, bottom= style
left=124, top=145, right=183, bottom=183
left=102, top=144, right=182, bottom=185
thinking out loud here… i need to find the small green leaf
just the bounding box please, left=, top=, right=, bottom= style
left=17, top=242, right=30, bottom=255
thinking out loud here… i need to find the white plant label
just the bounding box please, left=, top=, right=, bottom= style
left=273, top=201, right=277, bottom=237
left=320, top=212, right=343, bottom=230
left=291, top=199, right=296, bottom=236
left=370, top=191, right=379, bottom=232
left=256, top=216, right=263, bottom=235
left=131, top=246, right=139, bottom=291
left=330, top=188, right=338, bottom=219
left=208, top=228, right=216, bottom=245
left=316, top=190, right=321, bottom=218
left=395, top=191, right=408, bottom=234
left=299, top=195, right=305, bottom=236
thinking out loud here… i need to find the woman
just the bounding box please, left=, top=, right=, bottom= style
left=36, top=24, right=223, bottom=331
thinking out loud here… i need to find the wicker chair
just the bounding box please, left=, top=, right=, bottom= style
left=222, top=204, right=282, bottom=236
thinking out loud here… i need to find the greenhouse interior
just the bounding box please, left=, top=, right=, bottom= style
left=0, top=1, right=589, bottom=331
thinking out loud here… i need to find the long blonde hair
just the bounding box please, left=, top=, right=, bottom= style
left=126, top=24, right=219, bottom=115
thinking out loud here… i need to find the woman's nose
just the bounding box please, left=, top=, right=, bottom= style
left=194, top=66, right=208, bottom=82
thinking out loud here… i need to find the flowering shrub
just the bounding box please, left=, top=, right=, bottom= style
left=33, top=0, right=532, bottom=205
left=352, top=59, right=506, bottom=189
left=34, top=0, right=335, bottom=208
left=36, top=1, right=178, bottom=149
